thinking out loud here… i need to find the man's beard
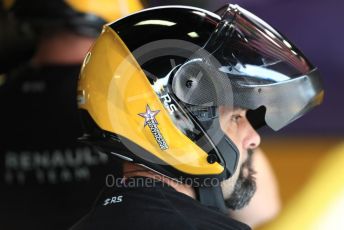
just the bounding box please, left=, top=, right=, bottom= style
left=225, top=149, right=257, bottom=210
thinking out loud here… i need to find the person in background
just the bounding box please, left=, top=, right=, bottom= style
left=0, top=1, right=143, bottom=229
left=0, top=0, right=35, bottom=75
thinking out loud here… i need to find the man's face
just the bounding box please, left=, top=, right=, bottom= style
left=219, top=106, right=261, bottom=209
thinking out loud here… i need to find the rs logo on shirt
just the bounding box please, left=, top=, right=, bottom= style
left=103, top=195, right=123, bottom=206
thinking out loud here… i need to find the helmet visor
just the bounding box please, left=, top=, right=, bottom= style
left=172, top=4, right=324, bottom=131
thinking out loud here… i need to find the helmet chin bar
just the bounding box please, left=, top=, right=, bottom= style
left=198, top=183, right=229, bottom=214
left=194, top=115, right=239, bottom=178
left=193, top=114, right=239, bottom=214
left=166, top=61, right=240, bottom=213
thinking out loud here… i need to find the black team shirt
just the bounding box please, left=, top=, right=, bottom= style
left=71, top=177, right=251, bottom=230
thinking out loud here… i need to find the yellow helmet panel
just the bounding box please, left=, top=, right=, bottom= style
left=78, top=26, right=224, bottom=175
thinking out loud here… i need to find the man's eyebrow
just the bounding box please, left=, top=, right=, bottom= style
left=232, top=107, right=244, bottom=113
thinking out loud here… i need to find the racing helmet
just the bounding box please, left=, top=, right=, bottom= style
left=3, top=0, right=143, bottom=37
left=77, top=5, right=323, bottom=210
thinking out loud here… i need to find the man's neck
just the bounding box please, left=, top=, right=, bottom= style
left=123, top=162, right=196, bottom=199
left=32, top=32, right=95, bottom=66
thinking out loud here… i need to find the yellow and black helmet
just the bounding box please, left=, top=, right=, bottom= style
left=3, top=0, right=143, bottom=37
left=78, top=5, right=323, bottom=192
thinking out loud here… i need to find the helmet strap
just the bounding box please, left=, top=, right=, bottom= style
left=196, top=184, right=228, bottom=214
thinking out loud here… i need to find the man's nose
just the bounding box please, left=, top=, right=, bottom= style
left=243, top=122, right=261, bottom=150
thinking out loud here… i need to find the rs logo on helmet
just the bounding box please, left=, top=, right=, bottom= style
left=160, top=93, right=178, bottom=114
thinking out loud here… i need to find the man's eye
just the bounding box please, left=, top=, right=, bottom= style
left=231, top=114, right=242, bottom=122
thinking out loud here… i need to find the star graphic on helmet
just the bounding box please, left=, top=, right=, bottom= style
left=138, top=105, right=160, bottom=127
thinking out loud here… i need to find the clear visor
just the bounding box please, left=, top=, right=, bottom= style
left=172, top=4, right=324, bottom=131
